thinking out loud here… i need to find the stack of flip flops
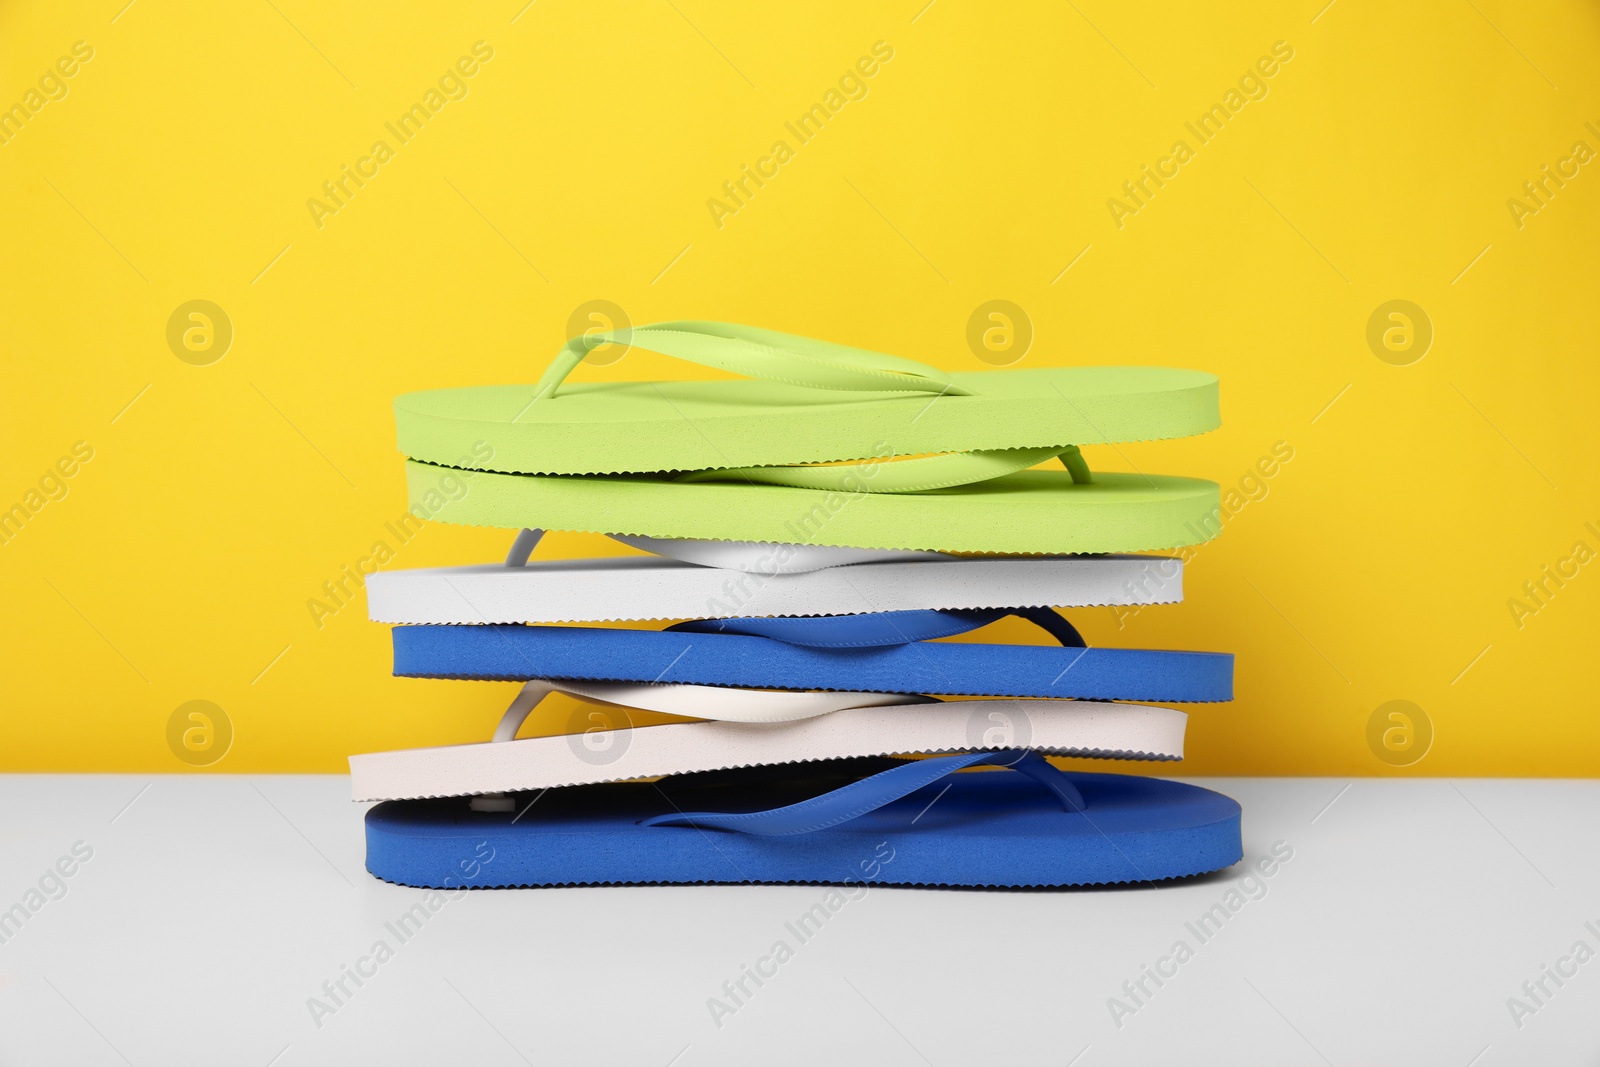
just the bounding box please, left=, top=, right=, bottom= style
left=352, top=322, right=1241, bottom=889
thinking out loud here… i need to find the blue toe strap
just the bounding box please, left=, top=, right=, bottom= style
left=642, top=750, right=1086, bottom=836
left=667, top=607, right=1086, bottom=649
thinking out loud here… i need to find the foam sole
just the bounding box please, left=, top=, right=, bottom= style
left=396, top=367, right=1220, bottom=475
left=407, top=464, right=1223, bottom=554
left=366, top=554, right=1184, bottom=624
left=350, top=700, right=1186, bottom=801
left=364, top=769, right=1243, bottom=888
left=390, top=625, right=1233, bottom=701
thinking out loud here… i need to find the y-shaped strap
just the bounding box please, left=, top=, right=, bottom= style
left=504, top=527, right=951, bottom=574
left=666, top=606, right=1085, bottom=649
left=675, top=444, right=1092, bottom=492
left=527, top=321, right=1093, bottom=491
left=532, top=321, right=973, bottom=401
left=643, top=750, right=1085, bottom=835
left=494, top=679, right=936, bottom=737
left=608, top=533, right=951, bottom=573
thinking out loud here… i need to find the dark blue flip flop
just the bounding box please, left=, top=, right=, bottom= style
left=390, top=608, right=1232, bottom=702
left=365, top=752, right=1243, bottom=889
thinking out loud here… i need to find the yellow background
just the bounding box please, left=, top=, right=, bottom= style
left=3, top=0, right=1597, bottom=775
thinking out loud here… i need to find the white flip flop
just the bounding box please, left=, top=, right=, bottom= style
left=349, top=678, right=1186, bottom=802
left=365, top=529, right=1183, bottom=624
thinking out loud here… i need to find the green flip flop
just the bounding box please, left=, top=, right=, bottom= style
left=395, top=321, right=1219, bottom=476
left=397, top=321, right=1223, bottom=554
left=406, top=463, right=1221, bottom=554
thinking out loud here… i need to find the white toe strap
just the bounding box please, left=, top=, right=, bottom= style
left=605, top=533, right=950, bottom=574
left=503, top=527, right=948, bottom=574
left=493, top=679, right=935, bottom=741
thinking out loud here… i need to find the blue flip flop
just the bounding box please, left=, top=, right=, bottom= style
left=390, top=608, right=1233, bottom=702
left=364, top=752, right=1243, bottom=889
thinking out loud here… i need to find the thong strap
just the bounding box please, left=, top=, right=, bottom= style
left=504, top=531, right=1089, bottom=651
left=493, top=678, right=935, bottom=734
left=673, top=445, right=1092, bottom=492
left=666, top=606, right=1085, bottom=649
left=526, top=320, right=1093, bottom=492
left=503, top=527, right=949, bottom=574
left=643, top=750, right=1085, bottom=835
left=531, top=321, right=973, bottom=401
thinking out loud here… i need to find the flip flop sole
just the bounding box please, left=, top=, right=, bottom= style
left=407, top=464, right=1223, bottom=555
left=390, top=625, right=1233, bottom=702
left=397, top=367, right=1219, bottom=475
left=366, top=555, right=1184, bottom=624
left=350, top=700, right=1187, bottom=801
left=364, top=771, right=1243, bottom=888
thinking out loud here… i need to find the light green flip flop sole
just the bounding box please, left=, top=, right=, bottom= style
left=407, top=462, right=1223, bottom=554
left=397, top=366, right=1219, bottom=476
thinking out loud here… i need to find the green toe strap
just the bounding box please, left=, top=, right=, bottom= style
left=531, top=320, right=975, bottom=402
left=678, top=444, right=1093, bottom=492
left=533, top=321, right=1091, bottom=493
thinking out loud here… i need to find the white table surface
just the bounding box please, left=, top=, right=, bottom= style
left=1, top=775, right=1596, bottom=1066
